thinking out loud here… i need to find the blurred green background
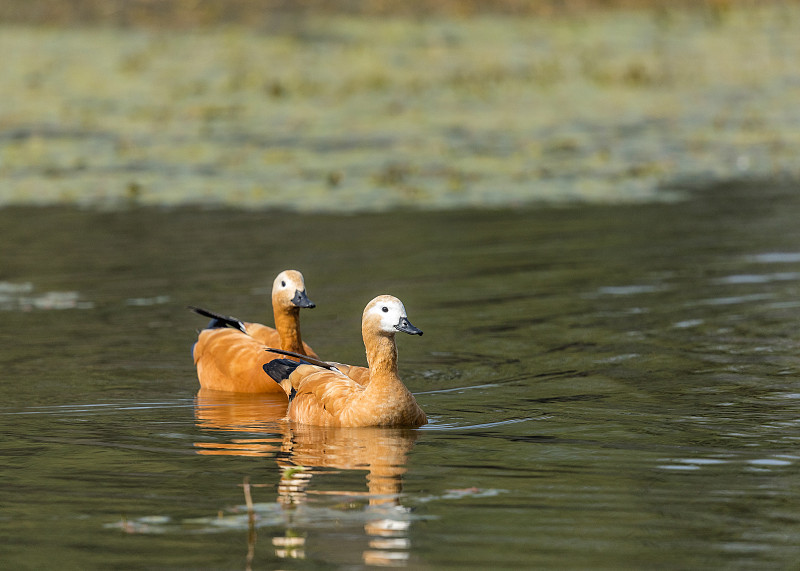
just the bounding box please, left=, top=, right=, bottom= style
left=1, top=0, right=798, bottom=211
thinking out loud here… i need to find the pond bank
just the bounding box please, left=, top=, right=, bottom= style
left=1, top=4, right=799, bottom=211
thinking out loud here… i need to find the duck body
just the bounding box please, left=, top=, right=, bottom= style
left=194, top=329, right=313, bottom=393
left=327, top=362, right=371, bottom=386
left=264, top=295, right=427, bottom=427
left=191, top=270, right=316, bottom=394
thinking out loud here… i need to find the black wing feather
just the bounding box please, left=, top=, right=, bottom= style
left=263, top=358, right=303, bottom=383
left=188, top=306, right=247, bottom=333
left=264, top=347, right=336, bottom=370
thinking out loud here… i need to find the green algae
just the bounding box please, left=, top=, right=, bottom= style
left=1, top=5, right=799, bottom=211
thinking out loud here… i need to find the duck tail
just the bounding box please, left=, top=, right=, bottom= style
left=263, top=359, right=303, bottom=402
left=263, top=358, right=302, bottom=383
left=188, top=306, right=247, bottom=333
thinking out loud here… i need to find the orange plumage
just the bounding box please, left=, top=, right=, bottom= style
left=192, top=270, right=316, bottom=394
left=265, top=295, right=427, bottom=427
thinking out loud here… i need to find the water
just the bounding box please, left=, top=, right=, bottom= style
left=2, top=179, right=800, bottom=569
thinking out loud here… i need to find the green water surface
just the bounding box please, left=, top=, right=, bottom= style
left=1, top=179, right=800, bottom=569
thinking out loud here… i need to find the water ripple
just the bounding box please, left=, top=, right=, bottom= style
left=0, top=400, right=195, bottom=416
left=416, top=382, right=500, bottom=395
left=422, top=416, right=549, bottom=431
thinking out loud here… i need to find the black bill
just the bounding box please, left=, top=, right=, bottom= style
left=395, top=316, right=423, bottom=336
left=291, top=289, right=316, bottom=308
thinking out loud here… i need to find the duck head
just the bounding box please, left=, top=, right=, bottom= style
left=363, top=295, right=423, bottom=337
left=272, top=270, right=316, bottom=310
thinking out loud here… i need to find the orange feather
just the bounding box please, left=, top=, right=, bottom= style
left=192, top=270, right=316, bottom=393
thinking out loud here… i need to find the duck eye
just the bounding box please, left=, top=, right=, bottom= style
left=281, top=281, right=286, bottom=287
left=381, top=306, right=389, bottom=313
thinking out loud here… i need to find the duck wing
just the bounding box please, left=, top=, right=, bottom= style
left=194, top=329, right=286, bottom=394
left=243, top=322, right=281, bottom=345
left=282, top=364, right=364, bottom=426
left=265, top=348, right=367, bottom=385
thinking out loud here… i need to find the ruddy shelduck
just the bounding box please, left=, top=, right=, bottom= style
left=263, top=295, right=427, bottom=427
left=191, top=270, right=316, bottom=394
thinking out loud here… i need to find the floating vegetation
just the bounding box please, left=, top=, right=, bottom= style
left=105, top=498, right=426, bottom=535
left=415, top=487, right=507, bottom=503
left=0, top=281, right=93, bottom=311
left=125, top=295, right=171, bottom=306
left=1, top=5, right=799, bottom=211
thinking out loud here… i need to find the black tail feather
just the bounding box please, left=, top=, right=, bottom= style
left=263, top=358, right=303, bottom=383
left=264, top=359, right=303, bottom=402
left=188, top=306, right=247, bottom=333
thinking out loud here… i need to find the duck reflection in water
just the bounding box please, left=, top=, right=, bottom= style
left=193, top=389, right=287, bottom=456
left=193, top=389, right=420, bottom=567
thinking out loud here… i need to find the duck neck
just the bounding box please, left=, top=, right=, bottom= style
left=365, top=333, right=399, bottom=385
left=274, top=304, right=305, bottom=353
